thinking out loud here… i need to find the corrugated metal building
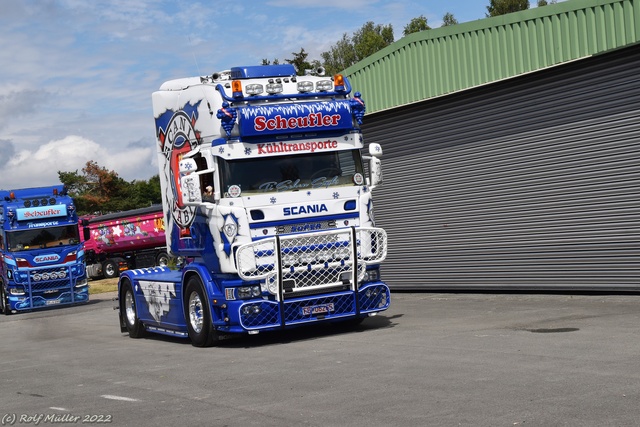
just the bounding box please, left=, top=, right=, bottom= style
left=345, top=0, right=640, bottom=290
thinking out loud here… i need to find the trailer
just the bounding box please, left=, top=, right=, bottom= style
left=80, top=205, right=169, bottom=279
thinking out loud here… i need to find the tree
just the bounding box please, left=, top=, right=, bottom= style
left=403, top=15, right=431, bottom=36
left=352, top=21, right=394, bottom=61
left=285, top=48, right=321, bottom=75
left=321, top=21, right=394, bottom=75
left=486, top=0, right=529, bottom=17
left=58, top=161, right=161, bottom=215
left=321, top=33, right=358, bottom=76
left=537, top=0, right=557, bottom=6
left=441, top=13, right=459, bottom=27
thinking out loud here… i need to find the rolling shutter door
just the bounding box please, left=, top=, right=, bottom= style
left=363, top=44, right=640, bottom=290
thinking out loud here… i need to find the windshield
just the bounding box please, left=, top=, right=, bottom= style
left=220, top=150, right=364, bottom=196
left=6, top=224, right=80, bottom=252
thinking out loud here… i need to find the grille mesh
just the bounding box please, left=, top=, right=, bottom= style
left=236, top=227, right=387, bottom=298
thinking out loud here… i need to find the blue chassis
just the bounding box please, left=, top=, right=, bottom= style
left=118, top=266, right=390, bottom=339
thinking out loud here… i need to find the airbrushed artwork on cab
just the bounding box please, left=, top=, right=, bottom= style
left=154, top=101, right=203, bottom=248
left=205, top=204, right=252, bottom=273
left=138, top=280, right=176, bottom=322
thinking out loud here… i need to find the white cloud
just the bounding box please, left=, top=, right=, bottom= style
left=1, top=135, right=157, bottom=190
left=0, top=0, right=489, bottom=194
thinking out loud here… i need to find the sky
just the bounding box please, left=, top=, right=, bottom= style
left=0, top=0, right=493, bottom=190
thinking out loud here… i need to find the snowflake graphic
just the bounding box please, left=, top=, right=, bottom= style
left=219, top=147, right=225, bottom=154
left=307, top=191, right=312, bottom=196
left=333, top=192, right=339, bottom=199
left=245, top=147, right=252, bottom=155
left=270, top=197, right=277, bottom=204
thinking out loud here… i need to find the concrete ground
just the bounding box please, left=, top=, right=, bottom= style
left=1, top=290, right=639, bottom=426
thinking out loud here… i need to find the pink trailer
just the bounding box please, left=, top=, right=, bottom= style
left=80, top=205, right=168, bottom=278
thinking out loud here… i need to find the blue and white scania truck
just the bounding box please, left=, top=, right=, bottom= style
left=118, top=64, right=389, bottom=346
left=0, top=186, right=88, bottom=314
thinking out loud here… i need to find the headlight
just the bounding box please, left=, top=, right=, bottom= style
left=9, top=287, right=26, bottom=295
left=75, top=278, right=88, bottom=288
left=362, top=269, right=380, bottom=283
left=237, top=285, right=261, bottom=299
left=241, top=304, right=262, bottom=316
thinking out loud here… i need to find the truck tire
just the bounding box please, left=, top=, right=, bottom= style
left=184, top=276, right=219, bottom=347
left=120, top=279, right=146, bottom=338
left=156, top=252, right=170, bottom=267
left=0, top=286, right=10, bottom=315
left=103, top=259, right=119, bottom=278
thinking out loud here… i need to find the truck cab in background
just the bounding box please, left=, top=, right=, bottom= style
left=0, top=186, right=88, bottom=313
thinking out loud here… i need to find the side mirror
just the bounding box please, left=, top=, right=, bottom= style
left=179, top=159, right=202, bottom=204
left=367, top=143, right=383, bottom=187
left=368, top=143, right=383, bottom=157
left=369, top=157, right=382, bottom=187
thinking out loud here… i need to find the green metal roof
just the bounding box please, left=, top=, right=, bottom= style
left=345, top=0, right=640, bottom=114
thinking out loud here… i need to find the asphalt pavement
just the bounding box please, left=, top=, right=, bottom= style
left=1, top=290, right=639, bottom=426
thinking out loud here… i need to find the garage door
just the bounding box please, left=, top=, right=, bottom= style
left=363, top=44, right=640, bottom=291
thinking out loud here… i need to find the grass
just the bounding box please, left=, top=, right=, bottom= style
left=88, top=278, right=119, bottom=295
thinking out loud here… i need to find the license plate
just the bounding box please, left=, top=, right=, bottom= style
left=46, top=300, right=61, bottom=305
left=301, top=303, right=334, bottom=316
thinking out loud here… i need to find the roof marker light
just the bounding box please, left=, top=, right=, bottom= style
left=334, top=74, right=346, bottom=91
left=316, top=80, right=333, bottom=92
left=266, top=83, right=283, bottom=94
left=245, top=84, right=263, bottom=95
left=297, top=81, right=313, bottom=93
left=232, top=80, right=243, bottom=98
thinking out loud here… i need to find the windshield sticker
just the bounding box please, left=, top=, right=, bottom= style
left=258, top=176, right=339, bottom=192
left=227, top=185, right=242, bottom=198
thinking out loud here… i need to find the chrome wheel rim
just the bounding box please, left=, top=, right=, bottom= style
left=125, top=290, right=136, bottom=326
left=105, top=264, right=116, bottom=277
left=189, top=292, right=204, bottom=333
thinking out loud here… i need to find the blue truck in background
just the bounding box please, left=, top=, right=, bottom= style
left=0, top=185, right=88, bottom=314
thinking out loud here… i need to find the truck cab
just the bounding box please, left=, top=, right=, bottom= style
left=0, top=186, right=88, bottom=313
left=118, top=64, right=388, bottom=346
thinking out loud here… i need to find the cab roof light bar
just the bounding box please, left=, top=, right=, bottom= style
left=218, top=74, right=351, bottom=102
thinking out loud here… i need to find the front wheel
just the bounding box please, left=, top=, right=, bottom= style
left=0, top=285, right=10, bottom=315
left=120, top=279, right=146, bottom=338
left=184, top=277, right=219, bottom=347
